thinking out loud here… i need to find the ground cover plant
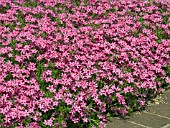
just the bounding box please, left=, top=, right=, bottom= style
left=0, top=0, right=170, bottom=127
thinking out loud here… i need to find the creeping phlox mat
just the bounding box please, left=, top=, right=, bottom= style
left=0, top=0, right=170, bottom=127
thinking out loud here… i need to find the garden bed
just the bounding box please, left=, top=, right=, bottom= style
left=0, top=0, right=170, bottom=127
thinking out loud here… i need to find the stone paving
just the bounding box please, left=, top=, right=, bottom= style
left=106, top=89, right=170, bottom=128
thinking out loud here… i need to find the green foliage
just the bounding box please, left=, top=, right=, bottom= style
left=97, top=80, right=105, bottom=94
left=35, top=62, right=46, bottom=91
left=10, top=123, right=19, bottom=128
left=12, top=49, right=20, bottom=56
left=48, top=62, right=55, bottom=69
left=84, top=0, right=89, bottom=6
left=52, top=69, right=62, bottom=79
left=162, top=65, right=170, bottom=78
left=155, top=26, right=170, bottom=43
left=32, top=13, right=43, bottom=19
left=4, top=56, right=19, bottom=65
left=1, top=22, right=16, bottom=31
left=71, top=0, right=81, bottom=6
left=105, top=8, right=116, bottom=18
left=156, top=27, right=163, bottom=42
left=91, top=34, right=95, bottom=43
left=123, top=67, right=133, bottom=73
left=56, top=9, right=63, bottom=14
left=22, top=0, right=38, bottom=8
left=41, top=32, right=48, bottom=38
left=0, top=3, right=11, bottom=14
left=22, top=117, right=32, bottom=127
left=91, top=13, right=98, bottom=19
left=10, top=40, right=17, bottom=49
left=130, top=30, right=139, bottom=38
left=38, top=101, right=71, bottom=128
left=4, top=73, right=13, bottom=81
left=55, top=17, right=66, bottom=28
left=3, top=46, right=20, bottom=65
left=160, top=8, right=167, bottom=14
left=16, top=10, right=25, bottom=28
left=43, top=90, right=53, bottom=98
left=143, top=23, right=151, bottom=29
left=138, top=17, right=143, bottom=23
left=162, top=15, right=169, bottom=24
left=8, top=23, right=16, bottom=31
left=69, top=51, right=76, bottom=57
left=90, top=74, right=96, bottom=81
left=0, top=113, right=4, bottom=124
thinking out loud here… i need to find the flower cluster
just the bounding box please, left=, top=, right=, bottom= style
left=0, top=0, right=170, bottom=127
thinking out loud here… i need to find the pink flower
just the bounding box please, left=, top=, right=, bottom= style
left=28, top=122, right=40, bottom=128
left=65, top=98, right=73, bottom=105
left=15, top=56, right=23, bottom=63
left=82, top=117, right=88, bottom=123
left=27, top=62, right=36, bottom=71
left=46, top=70, right=52, bottom=76
left=116, top=93, right=126, bottom=105
left=47, top=85, right=56, bottom=93
left=123, top=87, right=134, bottom=94
left=8, top=53, right=13, bottom=58
left=44, top=117, right=54, bottom=126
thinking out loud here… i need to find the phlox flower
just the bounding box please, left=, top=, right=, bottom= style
left=82, top=117, right=88, bottom=123
left=44, top=117, right=55, bottom=126
left=28, top=122, right=40, bottom=128
left=116, top=93, right=126, bottom=105
left=27, top=62, right=36, bottom=71
left=123, top=87, right=134, bottom=94
left=15, top=56, right=23, bottom=63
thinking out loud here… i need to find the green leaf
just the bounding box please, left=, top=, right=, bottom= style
left=41, top=32, right=48, bottom=37
left=23, top=0, right=38, bottom=8
left=123, top=67, right=133, bottom=73
left=84, top=0, right=89, bottom=6
left=4, top=73, right=13, bottom=81
left=89, top=119, right=99, bottom=126
left=160, top=8, right=167, bottom=13
left=92, top=13, right=97, bottom=19
left=57, top=9, right=63, bottom=14
left=10, top=40, right=17, bottom=49
left=0, top=4, right=11, bottom=14
left=16, top=11, right=25, bottom=28
left=0, top=113, right=4, bottom=124
left=33, top=13, right=43, bottom=19
left=138, top=17, right=143, bottom=22
left=31, top=1, right=38, bottom=8
left=52, top=69, right=62, bottom=79
left=12, top=50, right=20, bottom=56
left=55, top=17, right=65, bottom=27
left=162, top=15, right=169, bottom=24
left=69, top=51, right=75, bottom=57
left=48, top=62, right=55, bottom=69
left=43, top=90, right=53, bottom=98
left=8, top=23, right=16, bottom=31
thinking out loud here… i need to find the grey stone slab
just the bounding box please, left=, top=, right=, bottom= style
left=161, top=124, right=170, bottom=128
left=145, top=103, right=170, bottom=118
left=128, top=112, right=170, bottom=128
left=161, top=90, right=170, bottom=104
left=106, top=117, right=145, bottom=128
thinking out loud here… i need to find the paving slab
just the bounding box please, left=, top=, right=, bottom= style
left=128, top=112, right=170, bottom=128
left=106, top=117, right=146, bottom=128
left=144, top=103, right=170, bottom=118
left=160, top=90, right=170, bottom=104
left=161, top=124, right=170, bottom=128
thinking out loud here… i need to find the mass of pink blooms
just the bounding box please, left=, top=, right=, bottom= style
left=0, top=0, right=170, bottom=127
